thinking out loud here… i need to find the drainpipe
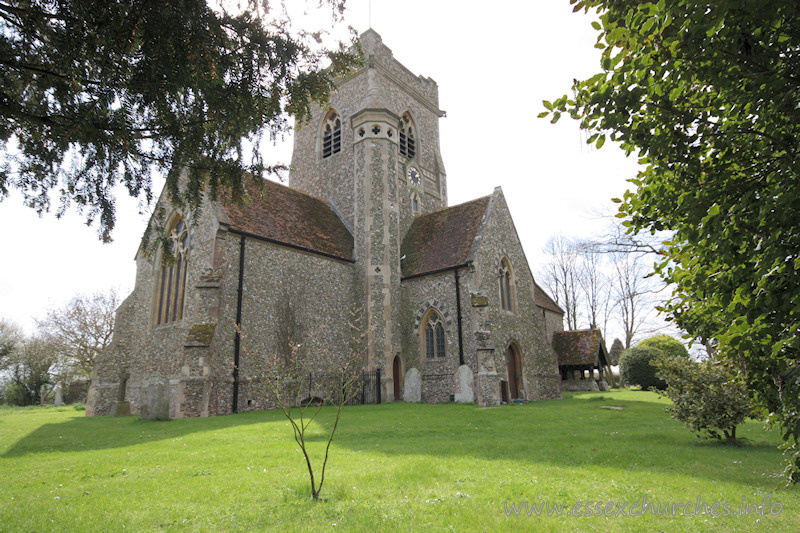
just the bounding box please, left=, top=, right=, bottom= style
left=454, top=268, right=465, bottom=366
left=233, top=234, right=246, bottom=413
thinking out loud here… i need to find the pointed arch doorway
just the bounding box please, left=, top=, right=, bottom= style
left=392, top=355, right=403, bottom=401
left=506, top=344, right=523, bottom=400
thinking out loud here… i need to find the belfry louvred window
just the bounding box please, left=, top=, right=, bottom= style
left=155, top=216, right=189, bottom=325
left=399, top=112, right=416, bottom=159
left=322, top=110, right=342, bottom=158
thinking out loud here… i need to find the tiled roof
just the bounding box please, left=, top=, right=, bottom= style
left=400, top=196, right=491, bottom=278
left=220, top=178, right=354, bottom=262
left=553, top=328, right=609, bottom=367
left=534, top=282, right=563, bottom=314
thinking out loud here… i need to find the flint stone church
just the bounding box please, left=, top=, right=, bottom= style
left=86, top=30, right=581, bottom=418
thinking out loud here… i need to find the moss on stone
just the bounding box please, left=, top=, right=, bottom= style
left=186, top=323, right=217, bottom=346
left=471, top=294, right=489, bottom=307
left=199, top=268, right=225, bottom=283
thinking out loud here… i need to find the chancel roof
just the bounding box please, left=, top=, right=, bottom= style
left=220, top=178, right=354, bottom=262
left=534, top=282, right=563, bottom=314
left=553, top=328, right=609, bottom=367
left=400, top=196, right=491, bottom=278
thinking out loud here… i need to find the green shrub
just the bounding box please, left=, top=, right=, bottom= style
left=2, top=383, right=34, bottom=406
left=638, top=335, right=690, bottom=360
left=619, top=345, right=666, bottom=390
left=656, top=356, right=754, bottom=444
left=620, top=336, right=691, bottom=390
left=608, top=338, right=624, bottom=366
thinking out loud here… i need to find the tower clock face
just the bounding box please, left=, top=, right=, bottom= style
left=407, top=166, right=421, bottom=186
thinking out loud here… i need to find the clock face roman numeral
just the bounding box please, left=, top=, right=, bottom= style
left=408, top=166, right=420, bottom=185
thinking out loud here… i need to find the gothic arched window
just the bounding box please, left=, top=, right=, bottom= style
left=422, top=309, right=446, bottom=360
left=155, top=216, right=189, bottom=325
left=399, top=112, right=416, bottom=159
left=322, top=109, right=342, bottom=159
left=499, top=257, right=515, bottom=312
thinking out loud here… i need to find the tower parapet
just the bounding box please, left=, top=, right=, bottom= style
left=289, top=29, right=448, bottom=235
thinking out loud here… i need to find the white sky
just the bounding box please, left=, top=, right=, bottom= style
left=0, top=1, right=646, bottom=338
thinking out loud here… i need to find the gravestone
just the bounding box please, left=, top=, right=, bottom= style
left=53, top=382, right=63, bottom=407
left=454, top=365, right=474, bottom=403
left=474, top=330, right=501, bottom=406
left=404, top=368, right=421, bottom=403
left=139, top=376, right=170, bottom=421
left=109, top=369, right=131, bottom=417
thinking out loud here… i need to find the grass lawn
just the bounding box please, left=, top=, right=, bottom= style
left=1, top=390, right=798, bottom=532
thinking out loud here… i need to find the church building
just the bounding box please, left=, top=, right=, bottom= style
left=86, top=30, right=565, bottom=417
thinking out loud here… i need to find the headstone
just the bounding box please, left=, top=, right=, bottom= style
left=474, top=333, right=500, bottom=406
left=117, top=370, right=129, bottom=401
left=85, top=385, right=99, bottom=416
left=53, top=382, right=63, bottom=407
left=454, top=364, right=474, bottom=403
left=404, top=368, right=421, bottom=403
left=109, top=369, right=131, bottom=416
left=40, top=385, right=47, bottom=406
left=109, top=400, right=131, bottom=417
left=140, top=376, right=170, bottom=421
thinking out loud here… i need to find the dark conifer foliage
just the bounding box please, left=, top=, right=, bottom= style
left=0, top=0, right=359, bottom=241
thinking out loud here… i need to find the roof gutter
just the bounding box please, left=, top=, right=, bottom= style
left=400, top=262, right=470, bottom=282
left=228, top=228, right=355, bottom=264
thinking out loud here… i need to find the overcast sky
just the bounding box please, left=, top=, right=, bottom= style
left=0, top=1, right=646, bottom=338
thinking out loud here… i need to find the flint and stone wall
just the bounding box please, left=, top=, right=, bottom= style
left=86, top=195, right=357, bottom=418
left=86, top=191, right=225, bottom=418
left=464, top=190, right=562, bottom=402
left=290, top=29, right=447, bottom=240
left=542, top=308, right=565, bottom=345
left=289, top=30, right=449, bottom=400
left=397, top=190, right=562, bottom=405
left=400, top=271, right=464, bottom=404
left=86, top=31, right=563, bottom=418
left=211, top=232, right=356, bottom=415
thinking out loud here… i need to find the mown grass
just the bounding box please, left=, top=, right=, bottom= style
left=0, top=391, right=797, bottom=532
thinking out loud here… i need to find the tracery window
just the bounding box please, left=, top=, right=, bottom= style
left=399, top=112, right=416, bottom=159
left=155, top=216, right=189, bottom=325
left=422, top=309, right=446, bottom=360
left=322, top=109, right=342, bottom=158
left=499, top=257, right=515, bottom=312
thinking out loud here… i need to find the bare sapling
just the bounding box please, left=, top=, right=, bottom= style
left=239, top=308, right=367, bottom=500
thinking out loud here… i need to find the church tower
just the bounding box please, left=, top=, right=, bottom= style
left=290, top=30, right=448, bottom=373
left=86, top=30, right=565, bottom=417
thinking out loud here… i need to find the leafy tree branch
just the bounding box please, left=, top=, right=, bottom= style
left=546, top=0, right=800, bottom=481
